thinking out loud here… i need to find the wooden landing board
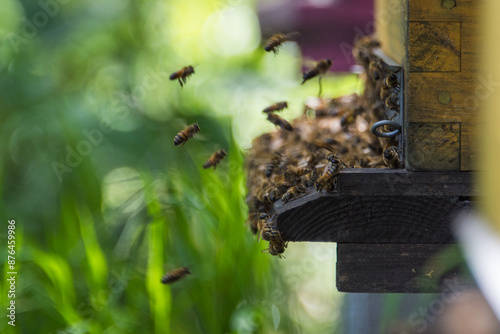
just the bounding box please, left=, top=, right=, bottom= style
left=336, top=244, right=468, bottom=293
left=274, top=170, right=474, bottom=243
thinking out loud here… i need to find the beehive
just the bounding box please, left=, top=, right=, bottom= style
left=376, top=0, right=479, bottom=171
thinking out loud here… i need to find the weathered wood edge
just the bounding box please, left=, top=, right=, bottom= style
left=274, top=169, right=475, bottom=214
left=336, top=243, right=468, bottom=293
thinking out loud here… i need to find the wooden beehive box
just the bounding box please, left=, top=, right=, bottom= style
left=266, top=0, right=479, bottom=293
left=377, top=0, right=478, bottom=171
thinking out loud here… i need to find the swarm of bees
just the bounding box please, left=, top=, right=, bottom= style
left=245, top=35, right=403, bottom=258
left=167, top=34, right=402, bottom=265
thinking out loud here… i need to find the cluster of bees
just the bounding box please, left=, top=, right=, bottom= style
left=162, top=34, right=402, bottom=270
left=245, top=35, right=403, bottom=258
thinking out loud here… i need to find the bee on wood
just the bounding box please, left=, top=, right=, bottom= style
left=267, top=227, right=287, bottom=258
left=265, top=153, right=283, bottom=178
left=383, top=146, right=401, bottom=169
left=255, top=184, right=280, bottom=203
left=174, top=123, right=200, bottom=146
left=203, top=149, right=227, bottom=169
left=264, top=32, right=299, bottom=54
left=301, top=59, right=332, bottom=84
left=301, top=170, right=318, bottom=187
left=315, top=160, right=344, bottom=192
left=263, top=101, right=288, bottom=114
left=385, top=72, right=399, bottom=91
left=281, top=185, right=306, bottom=203
left=246, top=212, right=261, bottom=235
left=258, top=214, right=276, bottom=241
left=385, top=95, right=399, bottom=112
left=284, top=165, right=310, bottom=178
left=161, top=267, right=191, bottom=284
left=169, top=65, right=195, bottom=87
left=368, top=60, right=382, bottom=81
left=267, top=113, right=293, bottom=131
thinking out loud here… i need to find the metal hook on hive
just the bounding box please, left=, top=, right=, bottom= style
left=371, top=120, right=401, bottom=138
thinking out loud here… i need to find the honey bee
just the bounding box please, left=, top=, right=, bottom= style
left=383, top=146, right=401, bottom=168
left=267, top=227, right=287, bottom=258
left=301, top=59, right=332, bottom=84
left=203, top=149, right=227, bottom=169
left=385, top=72, right=399, bottom=91
left=161, top=267, right=191, bottom=284
left=174, top=123, right=200, bottom=146
left=169, top=65, right=195, bottom=87
left=301, top=170, right=318, bottom=187
left=265, top=153, right=283, bottom=178
left=385, top=95, right=399, bottom=112
left=267, top=113, right=293, bottom=131
left=315, top=160, right=344, bottom=192
left=246, top=212, right=261, bottom=235
left=368, top=60, right=382, bottom=81
left=263, top=101, right=288, bottom=114
left=264, top=32, right=300, bottom=54
left=281, top=185, right=306, bottom=203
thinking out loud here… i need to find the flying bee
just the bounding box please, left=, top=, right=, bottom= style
left=263, top=101, right=288, bottom=114
left=301, top=59, right=332, bottom=84
left=383, top=146, right=401, bottom=169
left=203, top=149, right=227, bottom=169
left=264, top=32, right=300, bottom=54
left=174, top=123, right=200, bottom=146
left=385, top=95, right=399, bottom=112
left=281, top=185, right=306, bottom=203
left=161, top=267, right=191, bottom=284
left=265, top=153, right=283, bottom=178
left=169, top=65, right=195, bottom=87
left=315, top=160, right=344, bottom=192
left=267, top=113, right=293, bottom=131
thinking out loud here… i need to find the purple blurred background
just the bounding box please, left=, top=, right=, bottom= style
left=258, top=0, right=374, bottom=72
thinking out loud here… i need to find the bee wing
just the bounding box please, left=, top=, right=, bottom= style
left=284, top=31, right=301, bottom=41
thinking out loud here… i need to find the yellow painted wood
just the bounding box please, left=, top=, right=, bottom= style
left=409, top=21, right=461, bottom=72
left=480, top=0, right=500, bottom=233
left=375, top=0, right=407, bottom=65
left=409, top=0, right=479, bottom=22
left=408, top=72, right=477, bottom=122
left=407, top=122, right=461, bottom=171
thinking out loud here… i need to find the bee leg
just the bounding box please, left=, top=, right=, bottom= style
left=318, top=76, right=323, bottom=98
left=178, top=78, right=183, bottom=87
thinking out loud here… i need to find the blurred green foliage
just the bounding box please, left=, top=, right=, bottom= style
left=0, top=0, right=358, bottom=333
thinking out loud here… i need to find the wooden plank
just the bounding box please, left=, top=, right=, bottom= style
left=336, top=244, right=467, bottom=293
left=461, top=21, right=479, bottom=72
left=275, top=195, right=471, bottom=243
left=409, top=21, right=461, bottom=72
left=337, top=169, right=473, bottom=196
left=408, top=72, right=477, bottom=122
left=375, top=0, right=407, bottom=65
left=461, top=123, right=478, bottom=171
left=408, top=0, right=479, bottom=22
left=407, top=122, right=461, bottom=171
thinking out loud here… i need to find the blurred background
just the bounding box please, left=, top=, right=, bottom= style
left=2, top=0, right=489, bottom=334
left=0, top=0, right=366, bottom=333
